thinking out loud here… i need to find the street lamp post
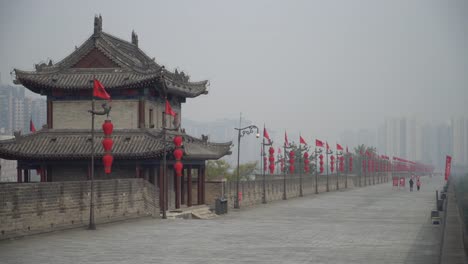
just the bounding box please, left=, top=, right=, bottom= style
left=326, top=147, right=333, bottom=192
left=297, top=143, right=309, bottom=197
left=283, top=142, right=293, bottom=200
left=261, top=136, right=273, bottom=204
left=336, top=150, right=342, bottom=190
left=234, top=116, right=259, bottom=209
left=87, top=79, right=111, bottom=230
left=314, top=148, right=322, bottom=194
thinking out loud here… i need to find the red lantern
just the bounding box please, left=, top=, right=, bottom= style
left=174, top=161, right=183, bottom=177
left=319, top=154, right=324, bottom=174
left=173, top=148, right=183, bottom=160
left=330, top=155, right=335, bottom=173
left=102, top=138, right=113, bottom=152
left=339, top=156, right=344, bottom=172
left=102, top=120, right=113, bottom=136
left=102, top=154, right=113, bottom=174
left=269, top=164, right=275, bottom=174
left=173, top=136, right=183, bottom=147
left=268, top=147, right=275, bottom=174
left=303, top=152, right=309, bottom=173
left=264, top=156, right=268, bottom=172
left=289, top=151, right=295, bottom=173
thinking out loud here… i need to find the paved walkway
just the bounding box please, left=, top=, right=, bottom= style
left=0, top=176, right=444, bottom=264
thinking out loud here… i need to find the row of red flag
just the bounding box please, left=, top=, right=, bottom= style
left=263, top=128, right=347, bottom=152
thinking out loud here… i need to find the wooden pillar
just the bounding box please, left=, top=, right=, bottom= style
left=175, top=169, right=181, bottom=209
left=201, top=164, right=206, bottom=204
left=197, top=166, right=202, bottom=205
left=17, top=167, right=22, bottom=183
left=187, top=165, right=192, bottom=207
left=47, top=100, right=53, bottom=129
left=23, top=169, right=29, bottom=183
left=47, top=166, right=52, bottom=182
left=159, top=163, right=164, bottom=213
left=138, top=99, right=145, bottom=128
left=40, top=165, right=46, bottom=182
left=181, top=168, right=185, bottom=205
left=135, top=164, right=140, bottom=178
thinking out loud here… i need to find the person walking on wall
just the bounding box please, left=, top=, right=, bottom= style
left=416, top=178, right=421, bottom=191
left=409, top=178, right=414, bottom=192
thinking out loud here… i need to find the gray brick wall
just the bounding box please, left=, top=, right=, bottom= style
left=0, top=178, right=159, bottom=240
left=53, top=100, right=139, bottom=129
left=212, top=173, right=389, bottom=209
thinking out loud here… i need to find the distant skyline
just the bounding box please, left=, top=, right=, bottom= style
left=1, top=0, right=468, bottom=149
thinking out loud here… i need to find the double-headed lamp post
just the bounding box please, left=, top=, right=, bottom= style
left=234, top=124, right=259, bottom=209
left=314, top=148, right=322, bottom=194
left=326, top=148, right=333, bottom=192
left=336, top=150, right=343, bottom=190
left=261, top=138, right=273, bottom=204
left=297, top=143, right=310, bottom=197
left=283, top=142, right=293, bottom=200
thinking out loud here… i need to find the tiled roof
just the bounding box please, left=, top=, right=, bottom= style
left=13, top=21, right=208, bottom=98
left=0, top=129, right=231, bottom=161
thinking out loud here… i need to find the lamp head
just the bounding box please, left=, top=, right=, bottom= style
left=256, top=133, right=260, bottom=138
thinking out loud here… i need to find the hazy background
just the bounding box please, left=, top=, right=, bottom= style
left=1, top=0, right=467, bottom=155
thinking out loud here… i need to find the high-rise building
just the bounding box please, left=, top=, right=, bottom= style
left=0, top=135, right=16, bottom=182
left=0, top=84, right=46, bottom=135
left=451, top=117, right=468, bottom=166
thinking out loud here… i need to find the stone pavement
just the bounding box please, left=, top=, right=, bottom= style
left=0, top=176, right=444, bottom=264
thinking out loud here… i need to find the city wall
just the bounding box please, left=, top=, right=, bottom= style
left=206, top=173, right=390, bottom=208
left=0, top=178, right=159, bottom=240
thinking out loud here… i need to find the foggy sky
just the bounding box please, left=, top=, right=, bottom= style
left=1, top=0, right=467, bottom=146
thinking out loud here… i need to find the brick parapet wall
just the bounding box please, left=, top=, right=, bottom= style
left=206, top=173, right=389, bottom=209
left=0, top=178, right=159, bottom=240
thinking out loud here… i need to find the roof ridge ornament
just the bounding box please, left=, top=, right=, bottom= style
left=94, top=14, right=103, bottom=36
left=131, top=30, right=138, bottom=47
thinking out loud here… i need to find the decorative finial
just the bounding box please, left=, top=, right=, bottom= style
left=131, top=30, right=138, bottom=47
left=94, top=14, right=102, bottom=35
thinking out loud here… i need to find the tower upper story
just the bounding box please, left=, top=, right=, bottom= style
left=13, top=15, right=209, bottom=130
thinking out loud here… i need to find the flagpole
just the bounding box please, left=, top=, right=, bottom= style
left=283, top=138, right=287, bottom=200
left=345, top=149, right=348, bottom=189
left=262, top=125, right=266, bottom=204
left=315, top=147, right=319, bottom=194
left=326, top=144, right=329, bottom=192
left=336, top=147, right=339, bottom=191
left=299, top=134, right=303, bottom=197
left=88, top=79, right=96, bottom=230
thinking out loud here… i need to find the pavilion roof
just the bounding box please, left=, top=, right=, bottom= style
left=13, top=16, right=208, bottom=98
left=0, top=129, right=231, bottom=161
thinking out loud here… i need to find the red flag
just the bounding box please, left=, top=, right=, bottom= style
left=315, top=139, right=324, bottom=147
left=165, top=100, right=176, bottom=117
left=336, top=144, right=343, bottom=151
left=445, top=155, right=452, bottom=181
left=300, top=136, right=307, bottom=145
left=93, top=79, right=111, bottom=100
left=263, top=127, right=271, bottom=143
left=285, top=131, right=289, bottom=145
left=29, top=118, right=36, bottom=132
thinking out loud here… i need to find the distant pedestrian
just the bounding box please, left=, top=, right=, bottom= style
left=409, top=178, right=414, bottom=192
left=416, top=179, right=421, bottom=191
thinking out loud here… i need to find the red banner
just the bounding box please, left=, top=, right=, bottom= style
left=399, top=177, right=405, bottom=187
left=392, top=177, right=398, bottom=187
left=445, top=155, right=452, bottom=181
